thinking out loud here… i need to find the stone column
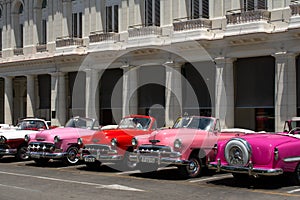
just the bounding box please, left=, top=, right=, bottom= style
left=85, top=69, right=100, bottom=119
left=122, top=65, right=138, bottom=116
left=165, top=63, right=183, bottom=127
left=26, top=75, right=35, bottom=117
left=273, top=52, right=297, bottom=132
left=50, top=72, right=66, bottom=126
left=214, top=57, right=235, bottom=129
left=4, top=76, right=14, bottom=125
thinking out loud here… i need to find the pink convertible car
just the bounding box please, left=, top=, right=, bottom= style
left=209, top=125, right=300, bottom=184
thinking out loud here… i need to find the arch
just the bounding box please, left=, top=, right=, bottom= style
left=11, top=0, right=24, bottom=14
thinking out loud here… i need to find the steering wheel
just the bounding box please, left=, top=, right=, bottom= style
left=288, top=127, right=300, bottom=135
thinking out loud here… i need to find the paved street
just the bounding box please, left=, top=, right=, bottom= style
left=0, top=157, right=300, bottom=200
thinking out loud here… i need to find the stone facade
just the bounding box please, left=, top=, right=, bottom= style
left=0, top=0, right=299, bottom=132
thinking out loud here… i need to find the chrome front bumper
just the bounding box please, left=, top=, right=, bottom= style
left=27, top=151, right=67, bottom=159
left=79, top=147, right=123, bottom=162
left=129, top=151, right=189, bottom=165
left=208, top=159, right=283, bottom=176
left=0, top=148, right=17, bottom=155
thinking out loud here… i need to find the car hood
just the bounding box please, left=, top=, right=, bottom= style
left=85, top=128, right=150, bottom=145
left=141, top=128, right=201, bottom=147
left=0, top=129, right=37, bottom=140
left=32, top=127, right=95, bottom=143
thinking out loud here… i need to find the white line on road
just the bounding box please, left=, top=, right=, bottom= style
left=0, top=170, right=144, bottom=192
left=287, top=188, right=300, bottom=194
left=116, top=170, right=140, bottom=175
left=189, top=174, right=233, bottom=183
left=0, top=183, right=41, bottom=193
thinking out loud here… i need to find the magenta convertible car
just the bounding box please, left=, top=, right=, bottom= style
left=209, top=126, right=300, bottom=185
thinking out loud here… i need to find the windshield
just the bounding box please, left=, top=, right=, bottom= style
left=290, top=121, right=300, bottom=130
left=173, top=117, right=213, bottom=131
left=65, top=117, right=97, bottom=129
left=118, top=117, right=151, bottom=130
left=18, top=120, right=46, bottom=130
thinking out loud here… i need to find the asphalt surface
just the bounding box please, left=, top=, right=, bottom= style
left=0, top=157, right=300, bottom=200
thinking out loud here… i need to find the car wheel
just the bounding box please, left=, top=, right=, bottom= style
left=63, top=146, right=79, bottom=165
left=137, top=163, right=159, bottom=173
left=15, top=145, right=29, bottom=161
left=290, top=163, right=300, bottom=185
left=85, top=161, right=102, bottom=171
left=178, top=157, right=202, bottom=178
left=34, top=158, right=50, bottom=166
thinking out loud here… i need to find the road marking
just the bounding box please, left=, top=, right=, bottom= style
left=189, top=174, right=233, bottom=183
left=0, top=183, right=41, bottom=193
left=0, top=170, right=144, bottom=192
left=287, top=188, right=300, bottom=194
left=116, top=170, right=140, bottom=175
left=55, top=164, right=86, bottom=169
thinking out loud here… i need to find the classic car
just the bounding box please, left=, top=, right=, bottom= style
left=26, top=116, right=98, bottom=165
left=79, top=115, right=157, bottom=171
left=129, top=116, right=252, bottom=178
left=0, top=118, right=52, bottom=161
left=209, top=127, right=300, bottom=184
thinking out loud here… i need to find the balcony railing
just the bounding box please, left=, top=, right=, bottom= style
left=173, top=17, right=212, bottom=31
left=290, top=3, right=300, bottom=16
left=36, top=43, right=47, bottom=52
left=226, top=9, right=271, bottom=24
left=89, top=31, right=120, bottom=43
left=13, top=47, right=23, bottom=55
left=56, top=36, right=83, bottom=48
left=128, top=25, right=162, bottom=38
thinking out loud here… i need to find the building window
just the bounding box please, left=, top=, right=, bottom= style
left=41, top=19, right=47, bottom=44
left=145, top=0, right=160, bottom=26
left=190, top=0, right=209, bottom=19
left=0, top=28, right=2, bottom=51
left=72, top=12, right=82, bottom=37
left=106, top=5, right=118, bottom=32
left=42, top=0, right=47, bottom=9
left=243, top=0, right=267, bottom=11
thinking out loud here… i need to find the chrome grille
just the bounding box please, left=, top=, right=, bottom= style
left=138, top=145, right=172, bottom=153
left=84, top=144, right=111, bottom=154
left=28, top=142, right=55, bottom=152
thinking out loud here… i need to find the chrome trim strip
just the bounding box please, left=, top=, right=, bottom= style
left=284, top=156, right=300, bottom=163
left=208, top=163, right=283, bottom=176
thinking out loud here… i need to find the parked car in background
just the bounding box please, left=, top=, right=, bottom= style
left=129, top=116, right=253, bottom=178
left=26, top=116, right=98, bottom=165
left=0, top=118, right=53, bottom=161
left=209, top=120, right=300, bottom=185
left=79, top=115, right=157, bottom=171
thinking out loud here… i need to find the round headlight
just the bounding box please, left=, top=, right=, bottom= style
left=131, top=137, right=138, bottom=146
left=0, top=136, right=7, bottom=144
left=111, top=138, right=117, bottom=147
left=24, top=134, right=30, bottom=142
left=77, top=138, right=83, bottom=146
left=174, top=139, right=182, bottom=149
left=54, top=135, right=61, bottom=143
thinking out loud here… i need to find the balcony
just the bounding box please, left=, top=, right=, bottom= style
left=89, top=31, right=120, bottom=43
left=128, top=25, right=162, bottom=38
left=173, top=17, right=212, bottom=31
left=226, top=9, right=271, bottom=24
left=289, top=2, right=300, bottom=29
left=36, top=43, right=47, bottom=52
left=13, top=47, right=23, bottom=56
left=56, top=36, right=83, bottom=48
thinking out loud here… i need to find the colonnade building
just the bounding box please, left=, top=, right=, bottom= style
left=0, top=0, right=300, bottom=132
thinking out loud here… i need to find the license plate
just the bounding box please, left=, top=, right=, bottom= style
left=84, top=156, right=96, bottom=163
left=31, top=154, right=40, bottom=159
left=141, top=156, right=156, bottom=163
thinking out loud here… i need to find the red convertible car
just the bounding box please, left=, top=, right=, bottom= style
left=79, top=115, right=157, bottom=171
